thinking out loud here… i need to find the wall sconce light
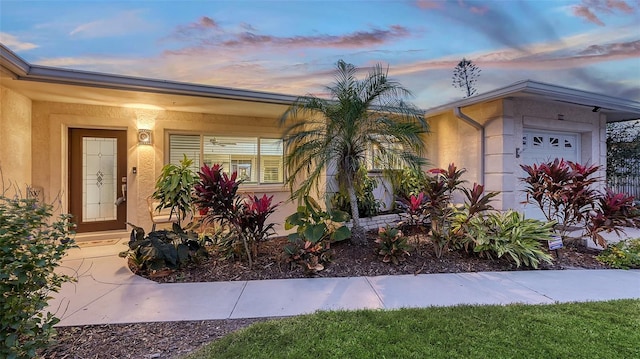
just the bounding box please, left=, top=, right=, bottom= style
left=137, top=129, right=152, bottom=145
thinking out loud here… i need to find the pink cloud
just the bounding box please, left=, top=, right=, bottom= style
left=572, top=5, right=605, bottom=25
left=171, top=16, right=221, bottom=39
left=415, top=0, right=444, bottom=9
left=571, top=0, right=636, bottom=26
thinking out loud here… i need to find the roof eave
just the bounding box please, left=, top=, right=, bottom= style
left=0, top=43, right=298, bottom=105
left=424, top=80, right=640, bottom=122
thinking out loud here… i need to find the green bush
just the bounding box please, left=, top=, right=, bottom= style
left=119, top=223, right=209, bottom=273
left=375, top=225, right=411, bottom=265
left=385, top=167, right=427, bottom=200
left=597, top=238, right=640, bottom=269
left=331, top=167, right=380, bottom=218
left=0, top=195, right=75, bottom=359
left=463, top=211, right=554, bottom=268
left=284, top=196, right=351, bottom=273
left=152, top=155, right=198, bottom=227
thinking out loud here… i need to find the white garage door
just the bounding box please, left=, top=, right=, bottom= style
left=520, top=130, right=580, bottom=220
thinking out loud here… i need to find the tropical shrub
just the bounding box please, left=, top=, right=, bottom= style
left=0, top=195, right=75, bottom=359
left=375, top=225, right=411, bottom=265
left=395, top=191, right=429, bottom=234
left=331, top=167, right=380, bottom=218
left=586, top=189, right=640, bottom=247
left=597, top=238, right=640, bottom=269
left=152, top=155, right=198, bottom=227
left=119, top=223, right=208, bottom=273
left=463, top=211, right=554, bottom=269
left=280, top=60, right=429, bottom=244
left=284, top=240, right=330, bottom=274
left=422, top=164, right=463, bottom=257
left=520, top=159, right=640, bottom=247
left=520, top=159, right=598, bottom=238
left=194, top=163, right=279, bottom=267
left=422, top=164, right=499, bottom=257
left=284, top=197, right=351, bottom=273
left=237, top=194, right=279, bottom=258
left=451, top=183, right=500, bottom=250
left=386, top=166, right=428, bottom=201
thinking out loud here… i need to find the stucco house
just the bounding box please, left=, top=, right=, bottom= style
left=1, top=43, right=639, bottom=238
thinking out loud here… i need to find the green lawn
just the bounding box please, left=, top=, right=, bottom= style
left=185, top=299, right=639, bottom=359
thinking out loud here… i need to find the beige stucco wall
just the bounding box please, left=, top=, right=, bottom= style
left=0, top=86, right=32, bottom=196
left=426, top=98, right=606, bottom=213
left=30, top=100, right=297, bottom=235
left=425, top=100, right=502, bottom=204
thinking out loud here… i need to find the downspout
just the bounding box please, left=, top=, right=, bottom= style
left=453, top=107, right=485, bottom=185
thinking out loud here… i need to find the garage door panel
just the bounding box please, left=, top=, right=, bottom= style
left=520, top=130, right=580, bottom=220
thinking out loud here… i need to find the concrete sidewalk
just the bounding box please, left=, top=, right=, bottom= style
left=48, top=236, right=640, bottom=327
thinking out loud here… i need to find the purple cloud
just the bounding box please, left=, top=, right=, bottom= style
left=219, top=26, right=410, bottom=49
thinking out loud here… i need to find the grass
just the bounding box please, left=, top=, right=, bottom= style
left=185, top=299, right=640, bottom=359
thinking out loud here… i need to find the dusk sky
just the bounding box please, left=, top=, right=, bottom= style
left=1, top=0, right=639, bottom=108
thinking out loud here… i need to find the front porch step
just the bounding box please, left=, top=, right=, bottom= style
left=74, top=230, right=130, bottom=243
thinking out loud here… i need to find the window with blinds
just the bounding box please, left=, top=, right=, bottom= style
left=168, top=134, right=284, bottom=185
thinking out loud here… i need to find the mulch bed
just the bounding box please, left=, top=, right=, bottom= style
left=152, top=234, right=608, bottom=284
left=41, top=232, right=608, bottom=359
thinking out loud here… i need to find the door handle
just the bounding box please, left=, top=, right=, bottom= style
left=115, top=177, right=127, bottom=206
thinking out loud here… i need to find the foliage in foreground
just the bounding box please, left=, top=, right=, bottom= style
left=185, top=300, right=640, bottom=359
left=284, top=197, right=351, bottom=273
left=119, top=223, right=208, bottom=273
left=598, top=238, right=640, bottom=269
left=520, top=159, right=640, bottom=246
left=461, top=211, right=554, bottom=268
left=151, top=155, right=198, bottom=227
left=374, top=225, right=410, bottom=264
left=0, top=195, right=75, bottom=359
left=194, top=163, right=279, bottom=268
left=396, top=163, right=500, bottom=258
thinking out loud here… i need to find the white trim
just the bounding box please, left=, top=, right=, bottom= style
left=426, top=80, right=640, bottom=122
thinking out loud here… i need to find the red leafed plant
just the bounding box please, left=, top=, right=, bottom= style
left=521, top=159, right=640, bottom=247
left=194, top=164, right=279, bottom=267
left=587, top=189, right=640, bottom=247
left=396, top=163, right=499, bottom=258
left=238, top=194, right=278, bottom=246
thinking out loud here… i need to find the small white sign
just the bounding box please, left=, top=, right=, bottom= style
left=548, top=237, right=564, bottom=250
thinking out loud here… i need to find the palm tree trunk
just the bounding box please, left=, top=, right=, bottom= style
left=346, top=177, right=367, bottom=245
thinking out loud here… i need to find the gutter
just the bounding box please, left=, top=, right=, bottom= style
left=454, top=107, right=485, bottom=185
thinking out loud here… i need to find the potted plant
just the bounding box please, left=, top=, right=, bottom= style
left=151, top=155, right=198, bottom=228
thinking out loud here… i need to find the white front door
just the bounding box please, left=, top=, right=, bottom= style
left=519, top=130, right=580, bottom=220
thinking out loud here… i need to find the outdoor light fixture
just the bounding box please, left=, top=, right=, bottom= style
left=137, top=129, right=152, bottom=145
left=592, top=106, right=601, bottom=113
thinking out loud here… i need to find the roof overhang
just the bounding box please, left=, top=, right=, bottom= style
left=424, top=79, right=640, bottom=123
left=0, top=43, right=297, bottom=118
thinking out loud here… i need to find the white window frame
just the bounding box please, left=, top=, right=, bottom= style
left=167, top=133, right=284, bottom=185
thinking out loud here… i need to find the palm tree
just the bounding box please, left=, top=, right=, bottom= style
left=280, top=60, right=429, bottom=245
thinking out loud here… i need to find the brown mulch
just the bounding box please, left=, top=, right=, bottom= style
left=41, top=233, right=608, bottom=359
left=152, top=234, right=608, bottom=284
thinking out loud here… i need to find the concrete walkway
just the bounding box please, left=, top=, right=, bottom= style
left=48, top=236, right=640, bottom=327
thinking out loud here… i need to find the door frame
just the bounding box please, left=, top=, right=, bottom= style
left=68, top=128, right=128, bottom=232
